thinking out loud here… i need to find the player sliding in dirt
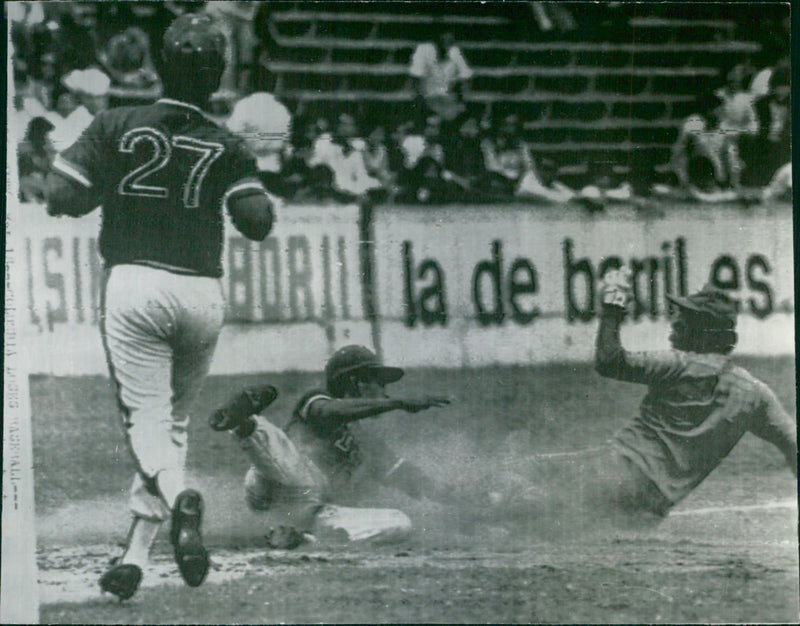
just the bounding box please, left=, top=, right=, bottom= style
left=210, top=345, right=455, bottom=547
left=585, top=269, right=797, bottom=522
left=492, top=271, right=796, bottom=529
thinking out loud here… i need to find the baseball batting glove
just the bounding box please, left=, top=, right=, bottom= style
left=600, top=267, right=633, bottom=310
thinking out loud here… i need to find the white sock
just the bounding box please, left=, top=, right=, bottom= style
left=120, top=517, right=161, bottom=568
left=156, top=469, right=186, bottom=510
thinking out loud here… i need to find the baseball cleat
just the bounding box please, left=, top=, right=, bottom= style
left=99, top=562, right=143, bottom=601
left=170, top=489, right=209, bottom=587
left=210, top=384, right=278, bottom=431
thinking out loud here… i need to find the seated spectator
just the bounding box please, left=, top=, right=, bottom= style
left=397, top=115, right=464, bottom=203
left=204, top=2, right=258, bottom=99
left=761, top=162, right=791, bottom=203
left=409, top=31, right=473, bottom=124
left=99, top=27, right=162, bottom=106
left=280, top=114, right=332, bottom=202
left=18, top=117, right=56, bottom=203
left=363, top=125, right=398, bottom=198
left=516, top=158, right=577, bottom=204
left=480, top=114, right=535, bottom=198
left=226, top=92, right=292, bottom=197
left=668, top=91, right=743, bottom=202
left=442, top=116, right=489, bottom=201
left=309, top=113, right=385, bottom=203
left=741, top=63, right=790, bottom=187
left=715, top=64, right=759, bottom=139
left=49, top=68, right=110, bottom=152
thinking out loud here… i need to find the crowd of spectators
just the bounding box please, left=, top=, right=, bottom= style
left=11, top=1, right=791, bottom=207
left=665, top=57, right=791, bottom=204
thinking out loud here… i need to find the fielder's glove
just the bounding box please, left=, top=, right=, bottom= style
left=599, top=267, right=633, bottom=310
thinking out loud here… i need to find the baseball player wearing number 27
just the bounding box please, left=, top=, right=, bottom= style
left=580, top=269, right=797, bottom=522
left=45, top=14, right=274, bottom=601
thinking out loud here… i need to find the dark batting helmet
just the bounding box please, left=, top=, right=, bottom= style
left=667, top=284, right=738, bottom=354
left=160, top=13, right=225, bottom=103
left=666, top=284, right=738, bottom=329
left=325, top=345, right=404, bottom=398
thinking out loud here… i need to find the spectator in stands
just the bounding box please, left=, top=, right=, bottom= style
left=204, top=2, right=259, bottom=99
left=18, top=116, right=56, bottom=203
left=226, top=92, right=293, bottom=197
left=49, top=68, right=110, bottom=152
left=99, top=28, right=162, bottom=107
left=280, top=114, right=320, bottom=201
left=54, top=4, right=100, bottom=75
left=409, top=31, right=473, bottom=125
left=480, top=113, right=536, bottom=198
left=668, top=91, right=743, bottom=203
left=309, top=112, right=385, bottom=203
left=761, top=163, right=791, bottom=203
left=742, top=63, right=790, bottom=188
left=442, top=115, right=489, bottom=201
left=363, top=125, right=399, bottom=199
left=715, top=64, right=759, bottom=139
left=516, top=157, right=577, bottom=204
left=397, top=115, right=463, bottom=203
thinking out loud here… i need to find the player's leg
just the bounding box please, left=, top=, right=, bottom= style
left=578, top=448, right=672, bottom=526
left=164, top=274, right=226, bottom=587
left=99, top=266, right=184, bottom=598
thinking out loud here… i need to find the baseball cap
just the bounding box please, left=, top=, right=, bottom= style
left=62, top=69, right=111, bottom=97
left=226, top=92, right=291, bottom=172
left=666, top=284, right=738, bottom=328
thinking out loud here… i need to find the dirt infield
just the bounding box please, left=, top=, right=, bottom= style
left=31, top=360, right=799, bottom=623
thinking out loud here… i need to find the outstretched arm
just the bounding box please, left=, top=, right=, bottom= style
left=307, top=395, right=450, bottom=428
left=595, top=269, right=683, bottom=385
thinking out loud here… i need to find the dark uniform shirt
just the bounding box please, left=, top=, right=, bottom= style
left=52, top=98, right=264, bottom=277
left=284, top=390, right=406, bottom=505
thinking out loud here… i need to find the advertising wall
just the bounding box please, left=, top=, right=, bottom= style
left=372, top=203, right=794, bottom=368
left=13, top=200, right=794, bottom=374
left=15, top=202, right=371, bottom=374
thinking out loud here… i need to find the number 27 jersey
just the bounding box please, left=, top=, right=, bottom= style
left=54, top=98, right=264, bottom=277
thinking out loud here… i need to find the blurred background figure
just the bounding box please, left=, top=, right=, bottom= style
left=409, top=31, right=473, bottom=125
left=99, top=27, right=162, bottom=107
left=363, top=125, right=398, bottom=199
left=516, top=157, right=577, bottom=204
left=226, top=92, right=293, bottom=197
left=481, top=114, right=536, bottom=199
left=668, top=91, right=743, bottom=203
left=442, top=115, right=489, bottom=202
left=49, top=68, right=110, bottom=152
left=741, top=62, right=790, bottom=189
left=309, top=112, right=385, bottom=203
left=204, top=2, right=259, bottom=101
left=18, top=116, right=56, bottom=203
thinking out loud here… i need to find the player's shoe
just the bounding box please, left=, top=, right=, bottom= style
left=210, top=384, right=278, bottom=432
left=170, top=489, right=209, bottom=587
left=99, top=562, right=143, bottom=601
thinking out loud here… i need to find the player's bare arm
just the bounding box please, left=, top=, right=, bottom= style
left=308, top=394, right=450, bottom=426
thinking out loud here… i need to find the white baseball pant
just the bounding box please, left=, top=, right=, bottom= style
left=102, top=264, right=225, bottom=521
left=242, top=416, right=412, bottom=543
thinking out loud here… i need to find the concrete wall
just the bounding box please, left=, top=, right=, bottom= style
left=11, top=201, right=794, bottom=374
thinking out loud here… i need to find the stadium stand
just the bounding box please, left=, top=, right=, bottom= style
left=256, top=2, right=764, bottom=178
